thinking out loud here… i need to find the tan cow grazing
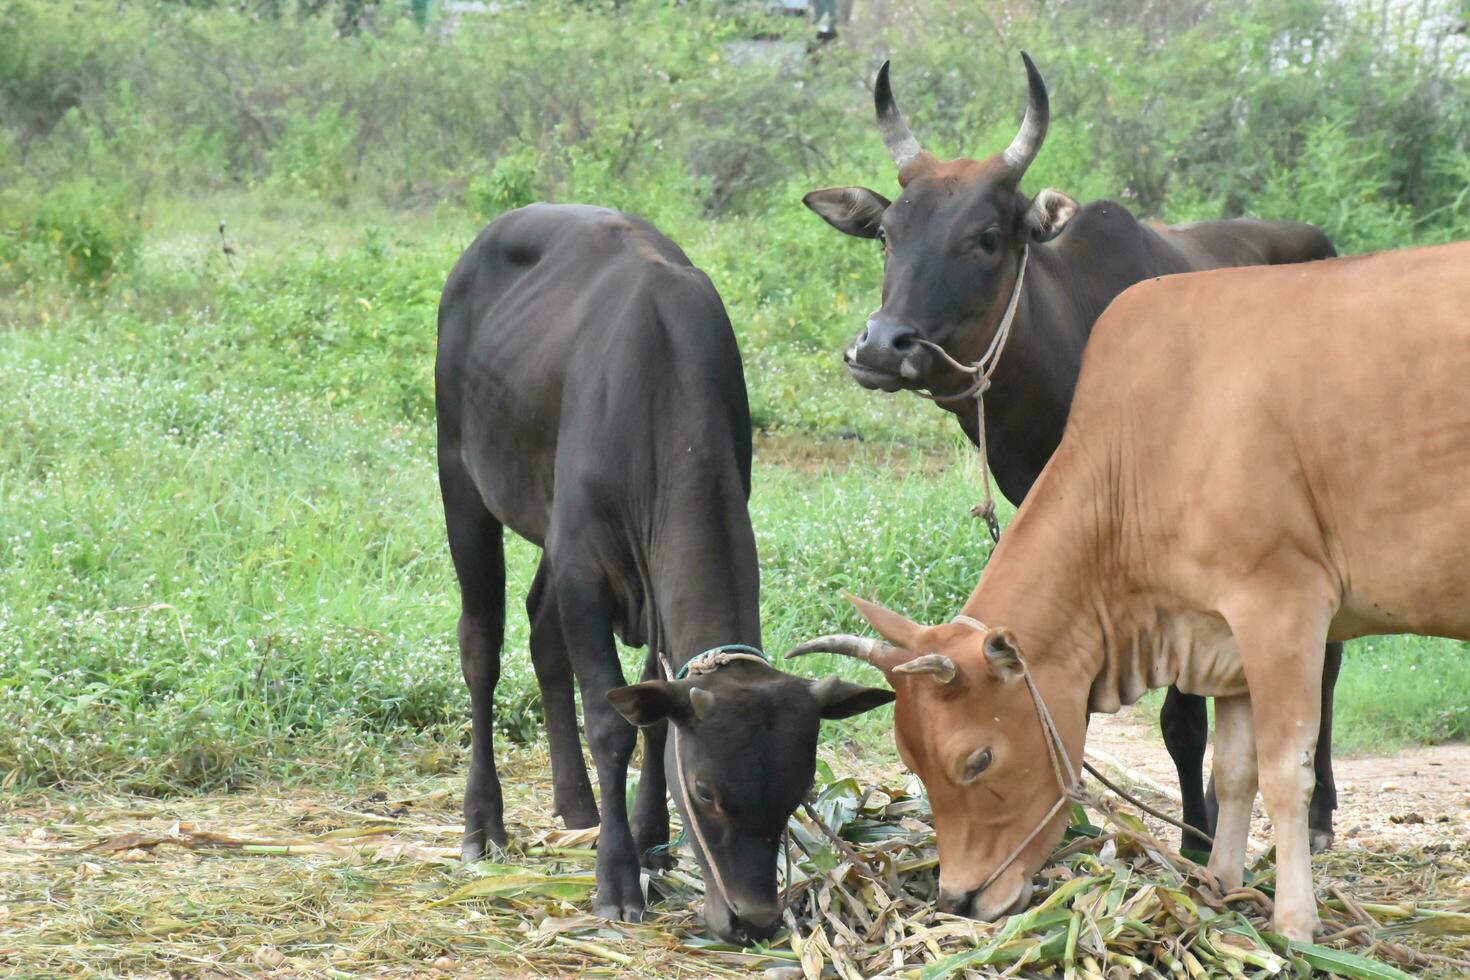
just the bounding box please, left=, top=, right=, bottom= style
left=790, top=240, right=1470, bottom=941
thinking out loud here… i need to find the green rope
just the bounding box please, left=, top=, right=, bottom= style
left=672, top=643, right=767, bottom=680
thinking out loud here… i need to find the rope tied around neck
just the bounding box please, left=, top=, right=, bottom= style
left=950, top=612, right=1084, bottom=895
left=948, top=612, right=1214, bottom=899
left=656, top=644, right=791, bottom=927
left=672, top=643, right=768, bottom=680
left=910, top=245, right=1029, bottom=543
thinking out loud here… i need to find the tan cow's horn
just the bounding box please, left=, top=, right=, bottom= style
left=892, top=653, right=957, bottom=684
left=874, top=61, right=924, bottom=171
left=1000, top=52, right=1050, bottom=179
left=786, top=634, right=893, bottom=666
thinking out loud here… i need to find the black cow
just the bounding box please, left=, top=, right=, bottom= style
left=435, top=203, right=893, bottom=941
left=803, top=55, right=1343, bottom=854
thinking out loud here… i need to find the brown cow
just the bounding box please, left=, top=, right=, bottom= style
left=791, top=240, right=1470, bottom=940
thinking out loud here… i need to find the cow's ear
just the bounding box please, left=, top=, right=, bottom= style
left=983, top=628, right=1026, bottom=683
left=1023, top=188, right=1079, bottom=243
left=608, top=681, right=689, bottom=727
left=808, top=675, right=896, bottom=719
left=803, top=186, right=891, bottom=239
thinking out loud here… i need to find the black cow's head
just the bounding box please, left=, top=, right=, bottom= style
left=804, top=53, right=1078, bottom=398
left=609, top=664, right=891, bottom=944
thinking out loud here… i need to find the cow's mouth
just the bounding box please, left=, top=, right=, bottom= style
left=978, top=878, right=1035, bottom=921
left=845, top=360, right=907, bottom=391
left=844, top=348, right=928, bottom=392
left=942, top=877, right=1034, bottom=921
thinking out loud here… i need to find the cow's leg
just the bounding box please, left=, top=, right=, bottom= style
left=1307, top=642, right=1343, bottom=853
left=526, top=557, right=598, bottom=830
left=1160, top=686, right=1213, bottom=854
left=1229, top=603, right=1330, bottom=942
left=629, top=647, right=672, bottom=871
left=440, top=460, right=508, bottom=862
left=553, top=562, right=643, bottom=922
left=1205, top=694, right=1256, bottom=892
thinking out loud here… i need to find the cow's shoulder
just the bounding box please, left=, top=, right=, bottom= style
left=1044, top=198, right=1163, bottom=289
left=1050, top=198, right=1146, bottom=247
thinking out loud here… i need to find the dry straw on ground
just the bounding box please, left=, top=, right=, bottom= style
left=2, top=747, right=1467, bottom=978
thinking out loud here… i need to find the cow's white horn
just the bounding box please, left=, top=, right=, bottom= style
left=786, top=634, right=891, bottom=666
left=874, top=61, right=924, bottom=171
left=1001, top=52, right=1050, bottom=179
left=892, top=653, right=957, bottom=684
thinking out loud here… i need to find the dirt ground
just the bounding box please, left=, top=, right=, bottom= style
left=1086, top=707, right=1470, bottom=854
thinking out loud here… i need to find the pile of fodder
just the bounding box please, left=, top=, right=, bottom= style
left=3, top=755, right=1467, bottom=977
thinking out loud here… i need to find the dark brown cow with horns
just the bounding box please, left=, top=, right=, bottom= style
left=803, top=53, right=1341, bottom=854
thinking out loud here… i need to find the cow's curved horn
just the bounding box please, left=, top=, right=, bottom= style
left=1000, top=52, right=1050, bottom=179
left=892, top=653, right=957, bottom=684
left=786, top=634, right=893, bottom=667
left=875, top=61, right=924, bottom=171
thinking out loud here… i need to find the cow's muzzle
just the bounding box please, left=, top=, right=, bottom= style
left=845, top=316, right=930, bottom=391
left=937, top=878, right=1034, bottom=921
left=706, top=895, right=781, bottom=946
left=726, top=906, right=781, bottom=945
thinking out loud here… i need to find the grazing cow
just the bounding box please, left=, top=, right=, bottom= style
left=790, top=240, right=1470, bottom=940
left=436, top=204, right=892, bottom=941
left=802, top=53, right=1342, bottom=853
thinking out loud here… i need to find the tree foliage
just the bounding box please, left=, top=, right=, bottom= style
left=1, top=0, right=1466, bottom=268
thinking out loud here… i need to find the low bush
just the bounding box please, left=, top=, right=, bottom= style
left=1, top=178, right=141, bottom=291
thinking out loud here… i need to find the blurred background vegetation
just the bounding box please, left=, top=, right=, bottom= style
left=6, top=0, right=1469, bottom=270
left=2, top=0, right=1468, bottom=791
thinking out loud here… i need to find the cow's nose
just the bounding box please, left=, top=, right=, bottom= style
left=937, top=888, right=976, bottom=918
left=728, top=904, right=781, bottom=945
left=851, top=316, right=921, bottom=367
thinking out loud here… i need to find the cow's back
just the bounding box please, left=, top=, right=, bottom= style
left=436, top=204, right=747, bottom=548
left=1151, top=216, right=1336, bottom=270
left=1070, top=240, right=1470, bottom=641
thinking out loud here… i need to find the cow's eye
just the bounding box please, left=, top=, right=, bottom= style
left=977, top=227, right=1001, bottom=253
left=693, top=779, right=715, bottom=805
left=961, top=747, right=993, bottom=783
left=876, top=227, right=889, bottom=250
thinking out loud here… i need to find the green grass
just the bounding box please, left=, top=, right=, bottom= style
left=1, top=200, right=1465, bottom=796
left=1333, top=637, right=1470, bottom=753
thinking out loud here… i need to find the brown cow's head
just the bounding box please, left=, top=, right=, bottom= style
left=804, top=54, right=1078, bottom=397
left=608, top=664, right=893, bottom=944
left=789, top=596, right=1085, bottom=921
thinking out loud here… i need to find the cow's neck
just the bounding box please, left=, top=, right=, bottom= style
left=948, top=231, right=1154, bottom=506
left=643, top=463, right=763, bottom=671
left=960, top=441, right=1165, bottom=719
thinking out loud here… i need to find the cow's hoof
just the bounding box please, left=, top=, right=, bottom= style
left=553, top=791, right=600, bottom=830
left=1308, top=828, right=1334, bottom=854
left=460, top=808, right=509, bottom=864
left=1179, top=833, right=1213, bottom=859
left=640, top=848, right=674, bottom=872
left=1272, top=912, right=1321, bottom=944
left=461, top=835, right=509, bottom=864
left=594, top=902, right=645, bottom=923
left=559, top=808, right=600, bottom=831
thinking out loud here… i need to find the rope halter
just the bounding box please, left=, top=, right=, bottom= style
left=656, top=644, right=790, bottom=928
left=908, top=245, right=1029, bottom=543
left=949, top=613, right=1085, bottom=899
left=671, top=643, right=768, bottom=679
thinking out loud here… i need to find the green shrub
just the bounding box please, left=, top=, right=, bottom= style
left=464, top=142, right=542, bottom=222
left=1254, top=120, right=1418, bottom=253
left=0, top=178, right=140, bottom=291
left=269, top=105, right=360, bottom=205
